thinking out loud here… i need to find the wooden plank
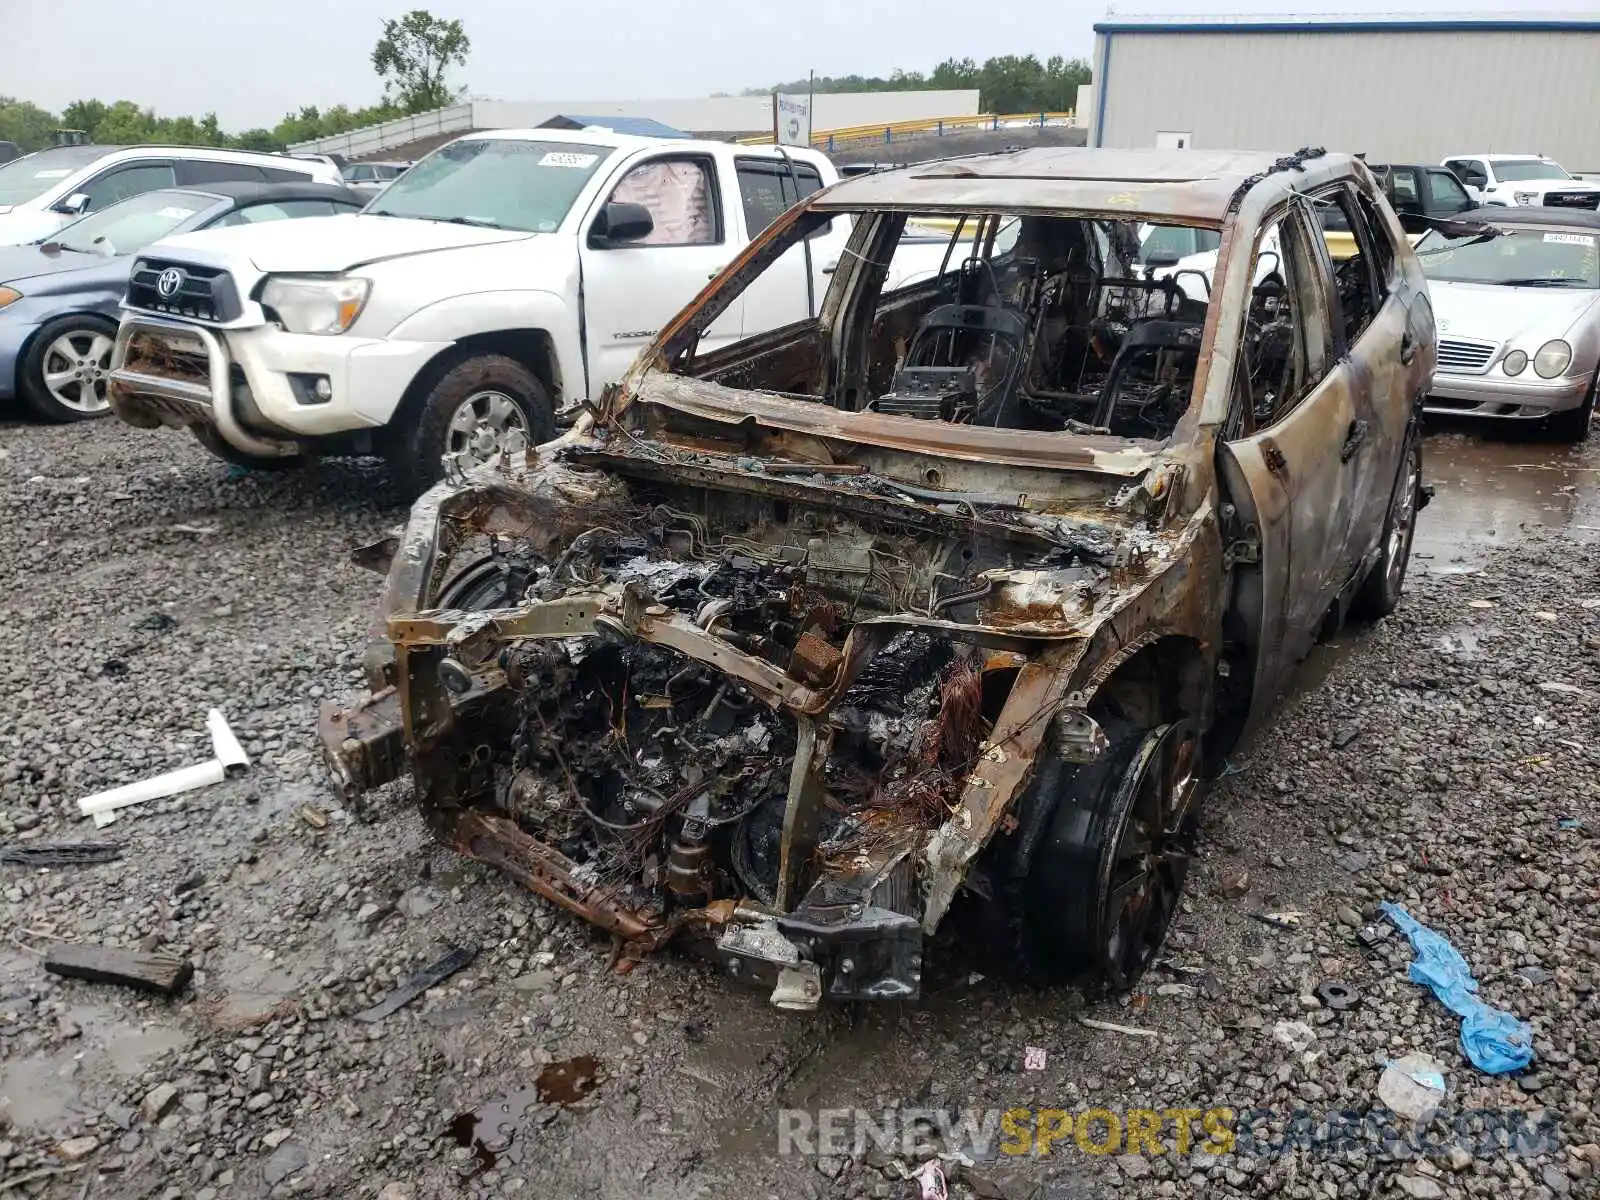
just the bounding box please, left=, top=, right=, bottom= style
left=43, top=944, right=193, bottom=997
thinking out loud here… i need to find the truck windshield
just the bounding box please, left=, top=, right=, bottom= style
left=366, top=139, right=612, bottom=232
left=1416, top=227, right=1599, bottom=288
left=1493, top=159, right=1571, bottom=182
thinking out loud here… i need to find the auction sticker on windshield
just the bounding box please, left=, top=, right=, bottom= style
left=33, top=168, right=72, bottom=179
left=156, top=207, right=198, bottom=219
left=540, top=152, right=600, bottom=169
left=1544, top=233, right=1596, bottom=246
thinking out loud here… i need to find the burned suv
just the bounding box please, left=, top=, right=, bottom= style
left=323, top=148, right=1433, bottom=1010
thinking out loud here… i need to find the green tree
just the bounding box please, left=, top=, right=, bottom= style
left=93, top=100, right=157, bottom=144
left=233, top=128, right=282, bottom=152
left=61, top=99, right=109, bottom=139
left=0, top=96, right=59, bottom=151
left=371, top=9, right=470, bottom=114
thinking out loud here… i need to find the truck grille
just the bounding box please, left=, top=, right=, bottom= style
left=126, top=259, right=242, bottom=323
left=1436, top=337, right=1498, bottom=375
left=1542, top=190, right=1600, bottom=210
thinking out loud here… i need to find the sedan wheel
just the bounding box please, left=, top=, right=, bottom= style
left=20, top=317, right=118, bottom=423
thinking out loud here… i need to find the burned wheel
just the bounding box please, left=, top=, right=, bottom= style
left=1027, top=719, right=1204, bottom=988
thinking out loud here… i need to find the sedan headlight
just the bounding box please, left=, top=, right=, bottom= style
left=1514, top=191, right=1541, bottom=206
left=1534, top=339, right=1573, bottom=379
left=259, top=276, right=370, bottom=335
left=1502, top=349, right=1528, bottom=376
left=0, top=286, right=21, bottom=310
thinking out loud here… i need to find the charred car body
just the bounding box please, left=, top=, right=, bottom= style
left=323, top=148, right=1434, bottom=1010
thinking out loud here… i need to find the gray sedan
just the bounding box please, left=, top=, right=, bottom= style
left=1419, top=206, right=1600, bottom=441
left=0, top=180, right=362, bottom=422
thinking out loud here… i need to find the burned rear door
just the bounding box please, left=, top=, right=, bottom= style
left=1217, top=199, right=1362, bottom=721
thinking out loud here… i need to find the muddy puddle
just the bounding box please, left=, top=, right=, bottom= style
left=448, top=1056, right=605, bottom=1176
left=0, top=1003, right=190, bottom=1130
left=1414, top=429, right=1600, bottom=575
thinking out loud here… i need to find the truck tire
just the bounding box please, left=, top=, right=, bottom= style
left=190, top=426, right=306, bottom=472
left=19, top=315, right=117, bottom=423
left=386, top=354, right=554, bottom=497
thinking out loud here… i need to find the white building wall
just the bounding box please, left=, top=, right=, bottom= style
left=1092, top=26, right=1600, bottom=171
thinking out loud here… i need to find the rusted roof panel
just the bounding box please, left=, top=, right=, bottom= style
left=815, top=148, right=1343, bottom=222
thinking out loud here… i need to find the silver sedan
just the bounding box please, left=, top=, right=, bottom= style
left=1419, top=207, right=1600, bottom=441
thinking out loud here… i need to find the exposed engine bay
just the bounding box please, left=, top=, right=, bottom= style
left=324, top=443, right=1164, bottom=1008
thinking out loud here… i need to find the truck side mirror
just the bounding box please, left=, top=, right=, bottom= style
left=589, top=201, right=654, bottom=248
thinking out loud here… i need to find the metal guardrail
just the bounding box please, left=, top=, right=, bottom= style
left=739, top=111, right=1076, bottom=151
left=287, top=104, right=475, bottom=159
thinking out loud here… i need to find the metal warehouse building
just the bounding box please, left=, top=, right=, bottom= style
left=1086, top=13, right=1600, bottom=172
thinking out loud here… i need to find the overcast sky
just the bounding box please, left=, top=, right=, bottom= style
left=4, top=0, right=1552, bottom=129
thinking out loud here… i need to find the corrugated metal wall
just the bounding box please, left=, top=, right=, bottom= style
left=1093, top=29, right=1600, bottom=171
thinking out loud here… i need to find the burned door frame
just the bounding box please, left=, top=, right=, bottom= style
left=1216, top=195, right=1364, bottom=728
left=1304, top=179, right=1415, bottom=584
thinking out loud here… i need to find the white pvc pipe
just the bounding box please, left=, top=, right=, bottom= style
left=207, top=708, right=250, bottom=774
left=80, top=760, right=226, bottom=819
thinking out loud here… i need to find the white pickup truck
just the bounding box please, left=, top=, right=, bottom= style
left=1441, top=154, right=1600, bottom=210
left=106, top=128, right=868, bottom=493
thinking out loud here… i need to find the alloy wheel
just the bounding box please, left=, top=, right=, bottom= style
left=41, top=330, right=114, bottom=414
left=1094, top=721, right=1203, bottom=987
left=446, top=390, right=531, bottom=464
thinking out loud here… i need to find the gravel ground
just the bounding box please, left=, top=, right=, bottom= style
left=0, top=418, right=1596, bottom=1200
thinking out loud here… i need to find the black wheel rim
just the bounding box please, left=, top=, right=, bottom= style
left=1094, top=721, right=1202, bottom=987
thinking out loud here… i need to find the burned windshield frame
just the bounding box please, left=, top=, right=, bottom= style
left=655, top=204, right=1219, bottom=445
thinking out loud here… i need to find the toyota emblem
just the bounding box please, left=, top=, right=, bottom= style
left=155, top=267, right=184, bottom=299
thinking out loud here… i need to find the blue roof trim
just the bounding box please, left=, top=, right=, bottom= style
left=556, top=115, right=689, bottom=138
left=1094, top=18, right=1600, bottom=34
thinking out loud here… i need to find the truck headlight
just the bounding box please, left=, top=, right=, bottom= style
left=260, top=276, right=370, bottom=335
left=1534, top=339, right=1573, bottom=379
left=0, top=286, right=21, bottom=310
left=1514, top=191, right=1540, bottom=206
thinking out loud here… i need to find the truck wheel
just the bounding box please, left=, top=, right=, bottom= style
left=388, top=355, right=554, bottom=497
left=1544, top=370, right=1598, bottom=443
left=1349, top=425, right=1422, bottom=620
left=976, top=717, right=1204, bottom=988
left=19, top=315, right=117, bottom=422
left=189, top=426, right=306, bottom=471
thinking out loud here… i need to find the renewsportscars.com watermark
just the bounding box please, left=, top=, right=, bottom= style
left=777, top=1106, right=1562, bottom=1160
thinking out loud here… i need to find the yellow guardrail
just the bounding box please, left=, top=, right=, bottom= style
left=737, top=112, right=1075, bottom=150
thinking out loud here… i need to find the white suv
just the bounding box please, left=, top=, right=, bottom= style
left=0, top=146, right=343, bottom=246
left=1442, top=154, right=1600, bottom=210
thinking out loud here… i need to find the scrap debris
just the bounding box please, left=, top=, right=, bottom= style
left=0, top=843, right=122, bottom=868
left=43, top=942, right=194, bottom=997
left=1079, top=1016, right=1159, bottom=1039
left=353, top=944, right=477, bottom=1022
left=1314, top=980, right=1361, bottom=1011
left=76, top=708, right=249, bottom=827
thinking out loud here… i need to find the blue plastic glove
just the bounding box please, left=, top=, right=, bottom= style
left=1381, top=902, right=1534, bottom=1075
